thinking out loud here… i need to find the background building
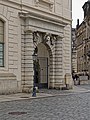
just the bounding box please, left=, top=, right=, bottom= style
left=76, top=0, right=90, bottom=76
left=0, top=0, right=72, bottom=94
left=72, top=28, right=77, bottom=74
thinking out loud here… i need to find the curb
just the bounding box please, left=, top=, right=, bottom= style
left=0, top=89, right=90, bottom=102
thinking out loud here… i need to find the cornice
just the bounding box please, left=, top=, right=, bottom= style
left=21, top=3, right=72, bottom=25
left=19, top=12, right=67, bottom=27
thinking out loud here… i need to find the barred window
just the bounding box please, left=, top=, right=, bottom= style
left=0, top=20, right=4, bottom=67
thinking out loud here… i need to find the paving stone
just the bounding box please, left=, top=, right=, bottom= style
left=0, top=85, right=90, bottom=119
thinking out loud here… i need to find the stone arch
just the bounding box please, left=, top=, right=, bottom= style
left=36, top=42, right=53, bottom=88
left=33, top=31, right=57, bottom=88
left=44, top=43, right=55, bottom=88
left=34, top=33, right=55, bottom=88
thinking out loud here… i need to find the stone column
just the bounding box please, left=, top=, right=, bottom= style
left=54, top=36, right=64, bottom=89
left=21, top=30, right=34, bottom=93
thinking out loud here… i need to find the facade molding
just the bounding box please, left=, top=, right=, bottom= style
left=1, top=0, right=72, bottom=24
left=20, top=12, right=65, bottom=37
left=19, top=12, right=68, bottom=27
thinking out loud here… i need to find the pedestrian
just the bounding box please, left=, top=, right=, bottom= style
left=75, top=74, right=78, bottom=80
left=72, top=75, right=76, bottom=85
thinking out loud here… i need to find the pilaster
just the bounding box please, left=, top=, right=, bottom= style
left=21, top=30, right=34, bottom=93
left=54, top=36, right=64, bottom=88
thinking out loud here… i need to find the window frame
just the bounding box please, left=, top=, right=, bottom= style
left=0, top=20, right=4, bottom=67
left=0, top=15, right=8, bottom=71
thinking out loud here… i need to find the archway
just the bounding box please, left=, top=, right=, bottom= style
left=35, top=43, right=50, bottom=89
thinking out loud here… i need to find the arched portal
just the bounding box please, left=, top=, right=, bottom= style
left=35, top=43, right=50, bottom=89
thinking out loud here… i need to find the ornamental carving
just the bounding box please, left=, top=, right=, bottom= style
left=33, top=32, right=41, bottom=42
left=33, top=32, right=57, bottom=46
left=43, top=33, right=57, bottom=45
left=33, top=32, right=42, bottom=48
left=43, top=33, right=51, bottom=42
left=50, top=35, right=57, bottom=45
left=35, top=0, right=39, bottom=6
left=35, top=0, right=53, bottom=11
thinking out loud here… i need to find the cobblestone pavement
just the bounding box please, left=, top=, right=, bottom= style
left=77, top=84, right=90, bottom=90
left=1, top=87, right=90, bottom=120
left=39, top=85, right=90, bottom=94
left=39, top=89, right=73, bottom=94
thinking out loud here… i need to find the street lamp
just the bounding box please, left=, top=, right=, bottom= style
left=32, top=52, right=37, bottom=97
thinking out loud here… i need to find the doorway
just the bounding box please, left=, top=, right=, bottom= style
left=38, top=57, right=48, bottom=88
left=34, top=43, right=49, bottom=89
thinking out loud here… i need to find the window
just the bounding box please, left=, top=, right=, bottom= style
left=0, top=20, right=4, bottom=67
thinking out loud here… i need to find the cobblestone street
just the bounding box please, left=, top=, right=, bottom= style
left=1, top=85, right=90, bottom=120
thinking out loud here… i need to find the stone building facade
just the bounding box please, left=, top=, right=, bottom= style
left=72, top=28, right=77, bottom=74
left=76, top=0, right=90, bottom=75
left=76, top=21, right=86, bottom=74
left=0, top=0, right=72, bottom=94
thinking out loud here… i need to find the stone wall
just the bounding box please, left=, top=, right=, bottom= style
left=0, top=1, right=21, bottom=94
left=0, top=0, right=72, bottom=93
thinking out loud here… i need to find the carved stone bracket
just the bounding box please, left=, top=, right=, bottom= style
left=43, top=33, right=57, bottom=45
left=33, top=32, right=57, bottom=47
left=33, top=32, right=41, bottom=42
left=50, top=35, right=57, bottom=45
left=43, top=33, right=51, bottom=42
left=33, top=32, right=42, bottom=48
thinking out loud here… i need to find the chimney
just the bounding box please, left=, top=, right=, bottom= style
left=76, top=19, right=79, bottom=28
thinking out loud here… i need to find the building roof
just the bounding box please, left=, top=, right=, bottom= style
left=82, top=1, right=90, bottom=9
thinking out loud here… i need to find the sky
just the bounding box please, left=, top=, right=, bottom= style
left=72, top=0, right=87, bottom=28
